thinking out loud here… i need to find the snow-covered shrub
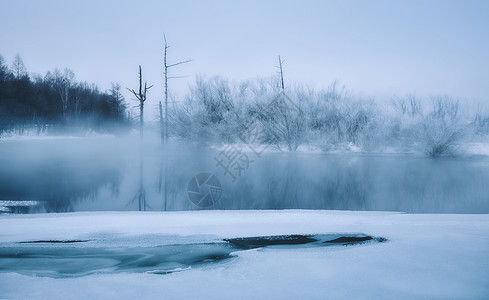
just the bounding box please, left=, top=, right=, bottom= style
left=388, top=95, right=465, bottom=156
left=303, top=83, right=346, bottom=150
left=421, top=97, right=464, bottom=157
left=472, top=112, right=489, bottom=137
left=169, top=77, right=485, bottom=156
left=422, top=119, right=462, bottom=157
left=387, top=94, right=425, bottom=151
left=262, top=90, right=306, bottom=151
left=169, top=76, right=239, bottom=144
left=302, top=83, right=377, bottom=151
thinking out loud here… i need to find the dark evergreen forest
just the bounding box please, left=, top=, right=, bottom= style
left=0, top=54, right=128, bottom=134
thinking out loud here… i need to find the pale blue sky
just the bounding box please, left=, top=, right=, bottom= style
left=1, top=0, right=488, bottom=115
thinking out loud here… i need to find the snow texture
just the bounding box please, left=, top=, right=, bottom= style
left=0, top=210, right=488, bottom=299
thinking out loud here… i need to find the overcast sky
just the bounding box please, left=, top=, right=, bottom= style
left=1, top=0, right=488, bottom=117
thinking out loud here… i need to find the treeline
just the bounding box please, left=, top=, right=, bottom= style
left=0, top=54, right=128, bottom=134
left=170, top=76, right=489, bottom=156
left=3, top=53, right=488, bottom=157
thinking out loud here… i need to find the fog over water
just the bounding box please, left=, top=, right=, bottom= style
left=1, top=133, right=488, bottom=214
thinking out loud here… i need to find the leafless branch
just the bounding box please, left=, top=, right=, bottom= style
left=168, top=75, right=191, bottom=79
left=167, top=59, right=193, bottom=68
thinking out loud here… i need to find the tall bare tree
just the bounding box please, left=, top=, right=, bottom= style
left=278, top=55, right=285, bottom=91
left=128, top=65, right=152, bottom=211
left=160, top=35, right=191, bottom=211
left=11, top=54, right=27, bottom=79
left=128, top=65, right=152, bottom=139
left=50, top=68, right=74, bottom=121
left=162, top=34, right=192, bottom=142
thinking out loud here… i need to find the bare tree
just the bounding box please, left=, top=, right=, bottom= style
left=392, top=93, right=422, bottom=117
left=128, top=65, right=152, bottom=139
left=50, top=68, right=74, bottom=121
left=11, top=54, right=27, bottom=79
left=257, top=56, right=304, bottom=151
left=162, top=34, right=192, bottom=142
left=278, top=55, right=285, bottom=90
left=127, top=65, right=152, bottom=211
left=160, top=35, right=191, bottom=211
left=71, top=82, right=82, bottom=119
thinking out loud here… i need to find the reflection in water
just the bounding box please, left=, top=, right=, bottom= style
left=0, top=138, right=123, bottom=213
left=227, top=153, right=489, bottom=213
left=0, top=136, right=488, bottom=213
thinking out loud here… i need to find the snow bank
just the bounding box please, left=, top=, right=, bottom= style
left=0, top=210, right=488, bottom=299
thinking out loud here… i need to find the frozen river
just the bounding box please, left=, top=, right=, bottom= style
left=0, top=210, right=488, bottom=299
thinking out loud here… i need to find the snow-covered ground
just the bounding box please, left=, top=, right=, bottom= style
left=0, top=210, right=488, bottom=299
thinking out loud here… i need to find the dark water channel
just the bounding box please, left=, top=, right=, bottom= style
left=0, top=234, right=385, bottom=277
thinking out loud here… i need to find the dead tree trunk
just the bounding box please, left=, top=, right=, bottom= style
left=159, top=101, right=164, bottom=143
left=164, top=41, right=169, bottom=143
left=128, top=65, right=152, bottom=140
left=278, top=55, right=285, bottom=91
left=160, top=35, right=192, bottom=211
left=128, top=65, right=152, bottom=211
left=163, top=35, right=192, bottom=143
left=158, top=101, right=164, bottom=195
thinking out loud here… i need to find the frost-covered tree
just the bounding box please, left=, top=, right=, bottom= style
left=109, top=83, right=127, bottom=121
left=11, top=54, right=27, bottom=79
left=44, top=68, right=75, bottom=120
left=422, top=97, right=464, bottom=156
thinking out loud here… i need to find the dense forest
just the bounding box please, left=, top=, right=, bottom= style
left=0, top=54, right=128, bottom=134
